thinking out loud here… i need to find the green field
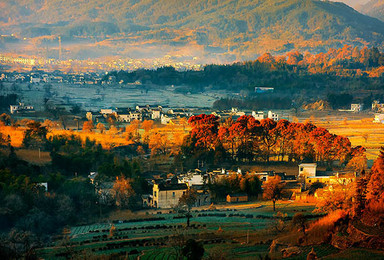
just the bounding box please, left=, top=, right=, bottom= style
left=36, top=202, right=384, bottom=259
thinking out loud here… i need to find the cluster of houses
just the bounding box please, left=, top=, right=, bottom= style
left=9, top=102, right=34, bottom=114
left=86, top=105, right=284, bottom=126
left=86, top=105, right=194, bottom=125
left=90, top=162, right=356, bottom=210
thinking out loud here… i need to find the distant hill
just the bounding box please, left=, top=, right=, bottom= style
left=359, top=0, right=384, bottom=21
left=1, top=0, right=384, bottom=61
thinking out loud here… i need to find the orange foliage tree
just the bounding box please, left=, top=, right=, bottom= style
left=112, top=175, right=135, bottom=209
left=181, top=114, right=355, bottom=166
left=365, top=148, right=384, bottom=223
left=262, top=176, right=285, bottom=211
left=82, top=120, right=94, bottom=132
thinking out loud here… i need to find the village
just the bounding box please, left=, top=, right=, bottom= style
left=90, top=162, right=357, bottom=210
left=1, top=61, right=384, bottom=260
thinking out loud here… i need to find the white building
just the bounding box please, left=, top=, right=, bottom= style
left=130, top=111, right=141, bottom=121
left=117, top=114, right=131, bottom=122
left=100, top=108, right=115, bottom=116
left=351, top=103, right=363, bottom=112
left=298, top=163, right=317, bottom=178
left=10, top=103, right=34, bottom=114
left=252, top=111, right=265, bottom=120
left=152, top=183, right=188, bottom=208
left=151, top=109, right=161, bottom=120
left=161, top=114, right=174, bottom=125
left=178, top=174, right=205, bottom=186
left=374, top=114, right=384, bottom=123
left=268, top=111, right=279, bottom=121
left=30, top=77, right=42, bottom=84
left=372, top=101, right=384, bottom=112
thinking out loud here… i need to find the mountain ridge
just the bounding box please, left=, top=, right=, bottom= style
left=1, top=0, right=384, bottom=61
left=359, top=0, right=384, bottom=22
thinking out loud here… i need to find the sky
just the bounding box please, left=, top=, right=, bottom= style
left=333, top=0, right=371, bottom=8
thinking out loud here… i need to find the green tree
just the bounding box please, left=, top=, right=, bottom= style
left=22, top=121, right=48, bottom=148
left=182, top=239, right=204, bottom=260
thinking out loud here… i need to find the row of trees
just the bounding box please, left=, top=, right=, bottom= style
left=107, top=46, right=384, bottom=93
left=180, top=114, right=360, bottom=169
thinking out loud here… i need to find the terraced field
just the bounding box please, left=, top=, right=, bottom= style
left=37, top=202, right=320, bottom=259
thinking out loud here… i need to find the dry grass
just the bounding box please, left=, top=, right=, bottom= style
left=48, top=130, right=135, bottom=149
left=310, top=117, right=384, bottom=160
left=305, top=210, right=347, bottom=245
left=15, top=149, right=51, bottom=165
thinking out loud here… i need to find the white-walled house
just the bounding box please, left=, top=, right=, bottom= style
left=298, top=163, right=317, bottom=178
left=252, top=111, right=265, bottom=120
left=351, top=103, right=363, bottom=112
left=374, top=114, right=384, bottom=123
left=152, top=183, right=188, bottom=208
left=9, top=103, right=34, bottom=114
left=268, top=111, right=279, bottom=121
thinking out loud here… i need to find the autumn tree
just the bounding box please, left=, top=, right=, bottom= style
left=112, top=175, right=136, bottom=209
left=125, top=119, right=140, bottom=142
left=0, top=133, right=11, bottom=147
left=0, top=113, right=12, bottom=126
left=292, top=213, right=307, bottom=236
left=148, top=131, right=168, bottom=156
left=346, top=146, right=367, bottom=173
left=178, top=189, right=197, bottom=227
left=96, top=123, right=105, bottom=133
left=262, top=176, right=285, bottom=211
left=365, top=148, right=384, bottom=224
left=141, top=120, right=154, bottom=132
left=259, top=118, right=278, bottom=162
left=188, top=114, right=220, bottom=150
left=82, top=120, right=94, bottom=132
left=315, top=176, right=356, bottom=213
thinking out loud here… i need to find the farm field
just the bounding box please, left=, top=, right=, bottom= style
left=37, top=201, right=320, bottom=259
left=2, top=82, right=228, bottom=111
left=37, top=200, right=384, bottom=259
left=312, top=116, right=384, bottom=161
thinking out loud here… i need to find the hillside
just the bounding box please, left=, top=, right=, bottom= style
left=1, top=0, right=384, bottom=61
left=359, top=0, right=384, bottom=21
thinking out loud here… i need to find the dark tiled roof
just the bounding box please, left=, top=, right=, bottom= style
left=158, top=183, right=188, bottom=191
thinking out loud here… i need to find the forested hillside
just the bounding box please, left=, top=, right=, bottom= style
left=2, top=0, right=384, bottom=59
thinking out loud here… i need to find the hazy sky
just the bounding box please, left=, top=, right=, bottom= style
left=333, top=0, right=371, bottom=8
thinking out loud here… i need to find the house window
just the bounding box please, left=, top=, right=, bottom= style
left=154, top=191, right=157, bottom=197
left=172, top=192, right=175, bottom=197
left=300, top=167, right=304, bottom=172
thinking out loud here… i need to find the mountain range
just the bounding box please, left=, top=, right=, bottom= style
left=1, top=0, right=384, bottom=62
left=359, top=0, right=384, bottom=21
